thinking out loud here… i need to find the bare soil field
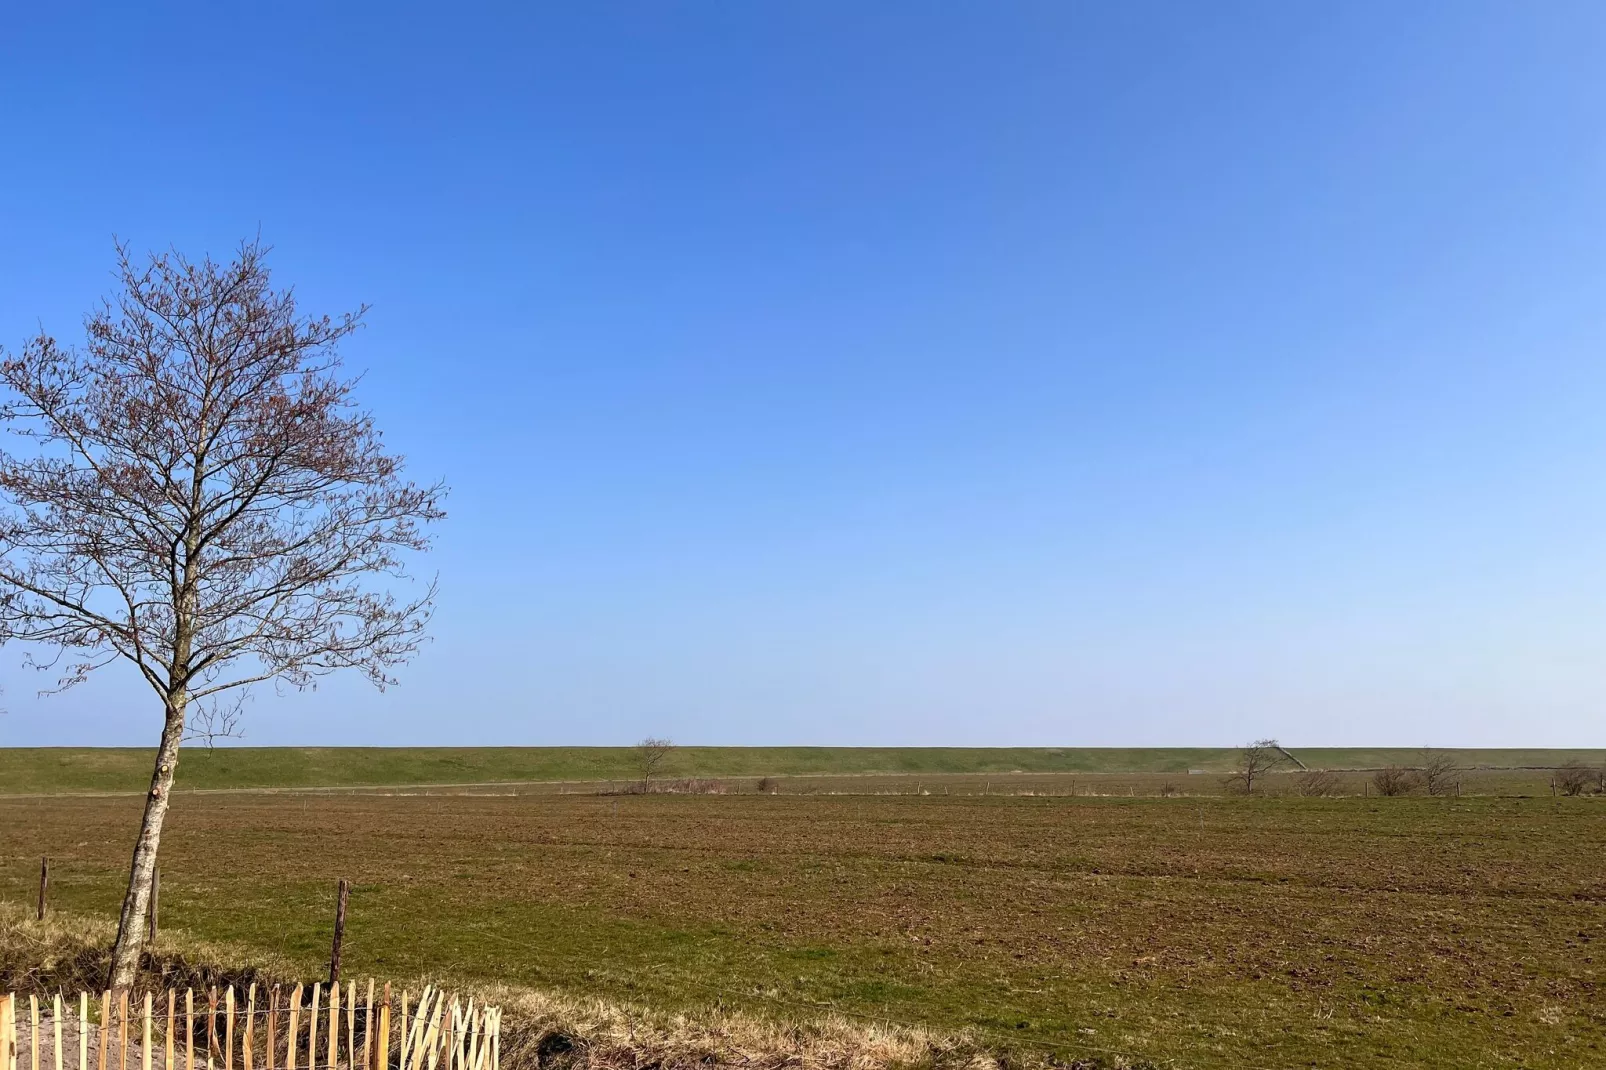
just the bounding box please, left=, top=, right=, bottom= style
left=2, top=790, right=1602, bottom=1069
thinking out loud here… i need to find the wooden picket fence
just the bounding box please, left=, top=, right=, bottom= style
left=0, top=983, right=498, bottom=1070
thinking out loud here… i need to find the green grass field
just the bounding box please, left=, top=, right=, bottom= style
left=2, top=789, right=1602, bottom=1069
left=2, top=746, right=1600, bottom=794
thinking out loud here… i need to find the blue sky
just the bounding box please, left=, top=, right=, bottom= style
left=2, top=2, right=1604, bottom=747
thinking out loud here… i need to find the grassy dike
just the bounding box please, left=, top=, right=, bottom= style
left=1, top=745, right=1600, bottom=794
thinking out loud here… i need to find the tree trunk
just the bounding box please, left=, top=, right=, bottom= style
left=108, top=693, right=187, bottom=989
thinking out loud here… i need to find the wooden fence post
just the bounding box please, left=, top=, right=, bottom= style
left=330, top=880, right=351, bottom=987
left=375, top=988, right=390, bottom=1070
left=360, top=984, right=373, bottom=1070
left=326, top=981, right=339, bottom=1070
left=266, top=987, right=279, bottom=1070
left=98, top=991, right=109, bottom=1070
left=244, top=985, right=256, bottom=1070
left=1, top=993, right=11, bottom=1070
left=37, top=858, right=49, bottom=921
left=346, top=982, right=356, bottom=1070
left=460, top=1003, right=468, bottom=1070
left=206, top=988, right=217, bottom=1070
left=54, top=994, right=64, bottom=1070
left=419, top=996, right=443, bottom=1070
left=284, top=987, right=301, bottom=1070
left=396, top=993, right=410, bottom=1070
left=2, top=993, right=13, bottom=1070
left=307, top=986, right=319, bottom=1070
left=411, top=989, right=436, bottom=1066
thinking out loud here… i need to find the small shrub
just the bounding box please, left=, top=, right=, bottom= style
left=605, top=777, right=727, bottom=796
left=652, top=777, right=727, bottom=795
left=1556, top=760, right=1590, bottom=797
left=1294, top=769, right=1342, bottom=797
left=1417, top=749, right=1460, bottom=796
left=1371, top=765, right=1416, bottom=797
left=756, top=777, right=777, bottom=794
left=1158, top=781, right=1179, bottom=797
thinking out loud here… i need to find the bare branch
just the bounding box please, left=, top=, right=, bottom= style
left=0, top=238, right=445, bottom=711
left=182, top=692, right=248, bottom=750
left=636, top=737, right=676, bottom=788
left=1223, top=738, right=1285, bottom=795
left=1416, top=748, right=1460, bottom=797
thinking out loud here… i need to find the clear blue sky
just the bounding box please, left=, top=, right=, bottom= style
left=2, top=2, right=1604, bottom=747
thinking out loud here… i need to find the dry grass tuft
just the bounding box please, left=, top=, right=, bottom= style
left=0, top=901, right=292, bottom=996
left=606, top=778, right=730, bottom=796
left=478, top=982, right=1011, bottom=1070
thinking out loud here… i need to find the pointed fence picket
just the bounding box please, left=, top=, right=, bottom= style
left=0, top=985, right=497, bottom=1070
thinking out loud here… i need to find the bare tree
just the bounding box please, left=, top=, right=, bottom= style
left=1371, top=765, right=1416, bottom=797
left=1555, top=760, right=1590, bottom=797
left=636, top=737, right=675, bottom=789
left=1223, top=738, right=1285, bottom=795
left=0, top=241, right=445, bottom=988
left=1417, top=748, right=1460, bottom=797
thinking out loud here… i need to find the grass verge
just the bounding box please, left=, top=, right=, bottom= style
left=0, top=904, right=1082, bottom=1070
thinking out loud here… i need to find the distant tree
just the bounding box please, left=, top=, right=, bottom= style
left=1417, top=749, right=1460, bottom=797
left=1371, top=765, right=1416, bottom=797
left=1556, top=760, right=1591, bottom=797
left=0, top=241, right=445, bottom=988
left=1294, top=768, right=1342, bottom=797
left=1224, top=739, right=1285, bottom=795
left=636, top=737, right=675, bottom=789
